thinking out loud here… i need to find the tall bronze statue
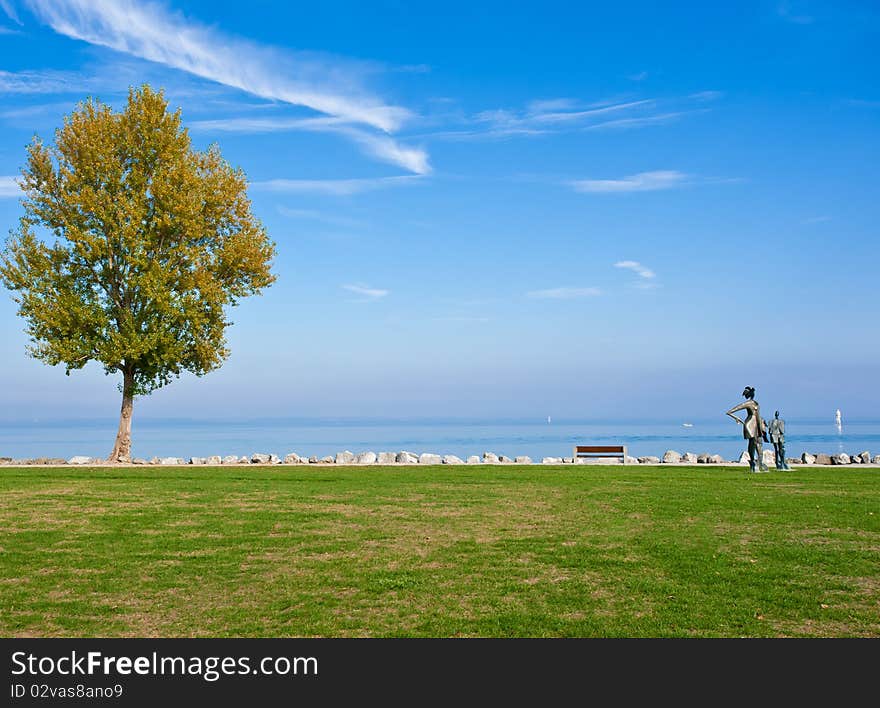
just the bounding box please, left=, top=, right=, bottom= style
left=726, top=386, right=769, bottom=472
left=767, top=411, right=790, bottom=470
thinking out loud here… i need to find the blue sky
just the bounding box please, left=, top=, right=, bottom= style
left=0, top=0, right=878, bottom=422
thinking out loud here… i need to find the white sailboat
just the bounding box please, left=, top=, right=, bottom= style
left=835, top=409, right=842, bottom=431
left=547, top=416, right=552, bottom=424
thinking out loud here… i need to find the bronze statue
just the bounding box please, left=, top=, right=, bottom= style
left=726, top=386, right=769, bottom=472
left=767, top=410, right=790, bottom=470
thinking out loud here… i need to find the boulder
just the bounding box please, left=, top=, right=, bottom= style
left=662, top=450, right=682, bottom=464
left=335, top=451, right=356, bottom=465
left=624, top=455, right=639, bottom=465
left=858, top=451, right=871, bottom=464
left=220, top=455, right=237, bottom=464
left=697, top=453, right=711, bottom=464
left=815, top=453, right=833, bottom=465
left=189, top=457, right=206, bottom=465
left=309, top=456, right=319, bottom=464
left=874, top=455, right=880, bottom=465
left=467, top=455, right=482, bottom=464
left=850, top=455, right=862, bottom=464
left=206, top=455, right=222, bottom=465
left=443, top=455, right=465, bottom=465
left=514, top=456, right=533, bottom=464
left=283, top=453, right=302, bottom=464
left=638, top=456, right=661, bottom=464
left=321, top=455, right=335, bottom=464
left=396, top=451, right=418, bottom=464
left=67, top=455, right=92, bottom=465
left=251, top=453, right=271, bottom=464
left=159, top=457, right=184, bottom=465
left=786, top=458, right=799, bottom=466
left=356, top=451, right=377, bottom=465
left=682, top=452, right=698, bottom=464
left=132, top=458, right=148, bottom=465
left=542, top=457, right=563, bottom=464
left=801, top=453, right=816, bottom=465
left=737, top=451, right=751, bottom=465
left=831, top=453, right=851, bottom=465
left=499, top=455, right=514, bottom=463
left=762, top=449, right=776, bottom=467
left=377, top=452, right=397, bottom=465
left=562, top=457, right=574, bottom=464
left=483, top=452, right=500, bottom=464
left=710, top=454, right=725, bottom=464
left=419, top=453, right=442, bottom=465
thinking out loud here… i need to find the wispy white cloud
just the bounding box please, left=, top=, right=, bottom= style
left=0, top=22, right=20, bottom=33
left=777, top=1, right=814, bottom=24
left=614, top=260, right=656, bottom=279
left=0, top=0, right=21, bottom=24
left=342, top=283, right=388, bottom=299
left=0, top=175, right=20, bottom=197
left=252, top=175, right=424, bottom=196
left=585, top=110, right=697, bottom=131
left=191, top=115, right=431, bottom=174
left=802, top=215, right=832, bottom=224
left=628, top=71, right=649, bottom=82
left=22, top=0, right=409, bottom=131
left=570, top=170, right=687, bottom=193
left=18, top=0, right=428, bottom=174
left=526, top=287, right=602, bottom=299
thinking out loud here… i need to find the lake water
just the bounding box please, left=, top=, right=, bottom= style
left=1, top=417, right=878, bottom=462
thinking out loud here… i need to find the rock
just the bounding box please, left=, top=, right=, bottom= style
left=321, top=455, right=335, bottom=464
left=251, top=453, right=271, bottom=464
left=355, top=451, right=377, bottom=465
left=542, top=457, right=563, bottom=464
left=737, top=451, right=751, bottom=465
left=710, top=454, right=725, bottom=464
left=801, top=453, right=816, bottom=465
left=815, top=453, right=832, bottom=465
left=762, top=449, right=776, bottom=467
left=396, top=451, right=418, bottom=464
left=132, top=458, right=148, bottom=465
left=189, top=457, right=206, bottom=465
left=562, top=457, right=574, bottom=464
left=309, top=456, right=318, bottom=464
left=874, top=455, right=880, bottom=465
left=624, top=455, right=639, bottom=464
left=858, top=451, right=871, bottom=464
left=786, top=458, right=799, bottom=466
left=697, top=453, right=711, bottom=464
left=443, top=455, right=465, bottom=464
left=662, top=450, right=682, bottom=464
left=419, top=453, right=442, bottom=465
left=67, top=455, right=92, bottom=465
left=335, top=451, right=355, bottom=465
left=831, top=453, right=851, bottom=465
left=377, top=452, right=397, bottom=465
left=850, top=455, right=862, bottom=464
left=483, top=452, right=500, bottom=464
left=283, top=453, right=301, bottom=464
left=206, top=455, right=222, bottom=465
left=467, top=455, right=482, bottom=464
left=514, top=456, right=533, bottom=464
left=638, top=456, right=661, bottom=464
left=219, top=455, right=236, bottom=464
left=159, top=457, right=184, bottom=465
left=682, top=452, right=698, bottom=464
left=499, top=455, right=514, bottom=463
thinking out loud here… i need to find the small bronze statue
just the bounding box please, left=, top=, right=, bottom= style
left=767, top=411, right=790, bottom=470
left=726, top=386, right=769, bottom=472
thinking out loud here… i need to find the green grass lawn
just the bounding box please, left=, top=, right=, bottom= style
left=1, top=465, right=879, bottom=637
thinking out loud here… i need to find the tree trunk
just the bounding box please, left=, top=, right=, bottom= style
left=108, top=369, right=135, bottom=463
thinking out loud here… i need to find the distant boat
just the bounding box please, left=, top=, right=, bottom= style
left=682, top=423, right=694, bottom=428
left=547, top=416, right=552, bottom=424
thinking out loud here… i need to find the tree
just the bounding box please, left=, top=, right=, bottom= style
left=0, top=85, right=276, bottom=462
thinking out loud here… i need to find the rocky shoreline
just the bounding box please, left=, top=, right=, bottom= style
left=1, top=449, right=878, bottom=467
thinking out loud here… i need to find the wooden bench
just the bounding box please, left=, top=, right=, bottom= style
left=573, top=445, right=628, bottom=464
